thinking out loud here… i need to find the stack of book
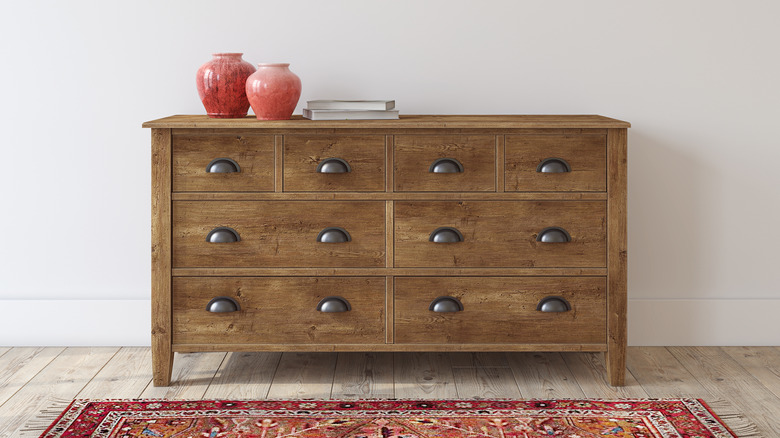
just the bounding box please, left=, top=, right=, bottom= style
left=303, top=100, right=399, bottom=120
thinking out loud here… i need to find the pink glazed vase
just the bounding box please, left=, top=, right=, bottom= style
left=196, top=53, right=256, bottom=118
left=245, top=63, right=302, bottom=120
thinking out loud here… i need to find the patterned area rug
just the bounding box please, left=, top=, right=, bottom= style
left=36, top=399, right=738, bottom=438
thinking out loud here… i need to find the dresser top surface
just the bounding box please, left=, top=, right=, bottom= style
left=143, top=114, right=630, bottom=129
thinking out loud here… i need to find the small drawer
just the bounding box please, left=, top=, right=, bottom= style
left=173, top=277, right=386, bottom=345
left=505, top=134, right=606, bottom=191
left=172, top=133, right=275, bottom=192
left=394, top=201, right=606, bottom=268
left=173, top=201, right=385, bottom=268
left=394, top=276, right=606, bottom=344
left=284, top=135, right=386, bottom=192
left=394, top=135, right=495, bottom=191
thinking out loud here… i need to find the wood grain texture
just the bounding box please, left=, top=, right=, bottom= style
left=506, top=352, right=587, bottom=398
left=143, top=114, right=631, bottom=129
left=669, top=347, right=780, bottom=436
left=331, top=353, right=394, bottom=399
left=0, top=347, right=118, bottom=437
left=173, top=267, right=609, bottom=277
left=606, top=128, right=628, bottom=386
left=393, top=352, right=458, bottom=399
left=203, top=352, right=281, bottom=399
left=449, top=352, right=509, bottom=368
left=722, top=346, right=780, bottom=399
left=141, top=352, right=227, bottom=399
left=77, top=347, right=153, bottom=399
left=173, top=201, right=385, bottom=268
left=505, top=134, right=606, bottom=191
left=495, top=135, right=505, bottom=192
left=172, top=133, right=274, bottom=192
left=394, top=277, right=606, bottom=344
left=0, top=347, right=63, bottom=407
left=172, top=277, right=386, bottom=345
left=173, top=192, right=608, bottom=201
left=172, top=343, right=607, bottom=353
left=453, top=367, right=523, bottom=398
left=561, top=352, right=647, bottom=398
left=148, top=115, right=629, bottom=387
left=151, top=127, right=173, bottom=387
left=626, top=347, right=708, bottom=397
left=394, top=201, right=607, bottom=268
left=266, top=352, right=338, bottom=399
left=283, top=135, right=385, bottom=191
left=394, top=135, right=496, bottom=192
left=274, top=135, right=283, bottom=192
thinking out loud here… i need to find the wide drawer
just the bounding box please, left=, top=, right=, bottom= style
left=284, top=135, right=386, bottom=191
left=172, top=277, right=386, bottom=345
left=505, top=134, right=606, bottom=191
left=173, top=201, right=385, bottom=267
left=394, top=276, right=606, bottom=344
left=173, top=133, right=275, bottom=192
left=394, top=201, right=606, bottom=267
left=394, top=135, right=495, bottom=191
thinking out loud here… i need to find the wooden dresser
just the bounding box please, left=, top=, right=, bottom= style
left=144, top=115, right=630, bottom=386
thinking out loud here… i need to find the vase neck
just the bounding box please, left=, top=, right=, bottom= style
left=213, top=53, right=243, bottom=59
left=257, top=63, right=290, bottom=68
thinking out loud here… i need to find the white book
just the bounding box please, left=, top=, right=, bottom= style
left=303, top=109, right=399, bottom=120
left=307, top=100, right=395, bottom=110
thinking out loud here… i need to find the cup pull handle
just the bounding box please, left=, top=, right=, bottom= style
left=536, top=227, right=571, bottom=243
left=429, top=296, right=464, bottom=312
left=536, top=158, right=571, bottom=173
left=317, top=227, right=352, bottom=243
left=206, top=297, right=241, bottom=313
left=206, top=227, right=241, bottom=243
left=206, top=158, right=241, bottom=173
left=316, top=296, right=351, bottom=312
left=429, top=158, right=464, bottom=173
left=537, top=296, right=571, bottom=312
left=429, top=227, right=464, bottom=243
left=316, top=158, right=351, bottom=173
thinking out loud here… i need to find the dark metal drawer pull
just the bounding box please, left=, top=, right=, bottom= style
left=429, top=158, right=464, bottom=173
left=537, top=157, right=571, bottom=173
left=429, top=296, right=464, bottom=312
left=429, top=227, right=463, bottom=243
left=316, top=157, right=351, bottom=173
left=537, top=296, right=571, bottom=312
left=206, top=227, right=241, bottom=243
left=206, top=296, right=240, bottom=313
left=317, top=227, right=351, bottom=243
left=206, top=158, right=241, bottom=173
left=536, top=227, right=571, bottom=243
left=317, top=296, right=351, bottom=312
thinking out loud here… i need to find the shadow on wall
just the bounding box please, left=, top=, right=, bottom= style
left=628, top=129, right=720, bottom=299
left=627, top=129, right=724, bottom=336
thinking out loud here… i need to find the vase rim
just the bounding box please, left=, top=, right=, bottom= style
left=212, top=52, right=243, bottom=57
left=257, top=63, right=290, bottom=67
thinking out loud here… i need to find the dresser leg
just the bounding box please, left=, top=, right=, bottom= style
left=605, top=350, right=626, bottom=386
left=152, top=342, right=173, bottom=386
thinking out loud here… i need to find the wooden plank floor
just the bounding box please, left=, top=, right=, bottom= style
left=0, top=347, right=777, bottom=437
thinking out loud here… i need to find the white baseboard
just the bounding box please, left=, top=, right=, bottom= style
left=1, top=299, right=778, bottom=346
left=629, top=299, right=780, bottom=346
left=1, top=300, right=151, bottom=346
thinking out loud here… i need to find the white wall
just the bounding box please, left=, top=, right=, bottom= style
left=1, top=0, right=778, bottom=346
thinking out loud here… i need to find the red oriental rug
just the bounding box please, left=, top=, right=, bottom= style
left=36, top=399, right=739, bottom=438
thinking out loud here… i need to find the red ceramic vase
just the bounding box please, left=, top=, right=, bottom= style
left=196, top=53, right=256, bottom=118
left=245, top=63, right=302, bottom=120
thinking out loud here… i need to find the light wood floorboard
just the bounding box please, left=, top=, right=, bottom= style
left=669, top=346, right=780, bottom=436
left=0, top=347, right=777, bottom=437
left=0, top=347, right=118, bottom=437
left=506, top=352, right=586, bottom=398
